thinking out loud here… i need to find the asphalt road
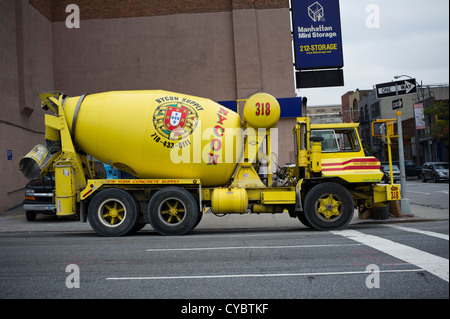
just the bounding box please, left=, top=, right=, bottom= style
left=405, top=179, right=449, bottom=209
left=0, top=179, right=447, bottom=312
left=0, top=220, right=448, bottom=302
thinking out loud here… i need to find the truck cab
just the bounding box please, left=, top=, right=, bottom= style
left=293, top=118, right=383, bottom=183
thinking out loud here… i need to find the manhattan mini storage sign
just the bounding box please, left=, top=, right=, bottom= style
left=292, top=0, right=344, bottom=70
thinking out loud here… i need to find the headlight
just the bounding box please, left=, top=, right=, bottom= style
left=24, top=188, right=35, bottom=200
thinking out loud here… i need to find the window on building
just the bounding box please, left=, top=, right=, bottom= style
left=370, top=102, right=380, bottom=118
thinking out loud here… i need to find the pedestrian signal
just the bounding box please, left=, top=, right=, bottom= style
left=371, top=120, right=396, bottom=138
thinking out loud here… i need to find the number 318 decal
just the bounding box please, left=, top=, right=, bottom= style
left=255, top=102, right=270, bottom=116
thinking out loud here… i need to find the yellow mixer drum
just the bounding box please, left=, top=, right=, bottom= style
left=62, top=90, right=243, bottom=187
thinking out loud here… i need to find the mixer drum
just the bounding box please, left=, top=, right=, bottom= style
left=62, top=90, right=243, bottom=187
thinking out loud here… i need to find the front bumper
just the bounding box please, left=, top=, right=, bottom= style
left=23, top=203, right=55, bottom=212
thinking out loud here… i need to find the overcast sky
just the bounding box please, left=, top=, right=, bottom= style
left=297, top=0, right=450, bottom=106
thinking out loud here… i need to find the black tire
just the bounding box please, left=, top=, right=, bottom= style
left=303, top=182, right=354, bottom=231
left=148, top=187, right=199, bottom=236
left=297, top=211, right=312, bottom=228
left=88, top=188, right=140, bottom=237
left=193, top=209, right=203, bottom=230
left=26, top=211, right=37, bottom=221
left=422, top=174, right=427, bottom=182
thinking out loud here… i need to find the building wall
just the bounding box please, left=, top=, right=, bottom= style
left=50, top=5, right=293, bottom=100
left=1, top=0, right=296, bottom=212
left=0, top=0, right=54, bottom=212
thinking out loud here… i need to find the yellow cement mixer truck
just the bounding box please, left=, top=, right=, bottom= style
left=18, top=91, right=400, bottom=236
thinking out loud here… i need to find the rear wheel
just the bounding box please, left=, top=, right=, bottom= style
left=303, top=182, right=354, bottom=230
left=88, top=188, right=140, bottom=237
left=148, top=187, right=199, bottom=236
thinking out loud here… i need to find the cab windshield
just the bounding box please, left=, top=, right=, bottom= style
left=311, top=128, right=361, bottom=152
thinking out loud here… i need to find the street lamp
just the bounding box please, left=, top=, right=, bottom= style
left=394, top=75, right=413, bottom=80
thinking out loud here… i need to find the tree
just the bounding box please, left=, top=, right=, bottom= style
left=424, top=100, right=449, bottom=145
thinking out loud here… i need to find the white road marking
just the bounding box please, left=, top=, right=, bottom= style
left=331, top=229, right=449, bottom=282
left=384, top=224, right=449, bottom=241
left=146, top=243, right=362, bottom=252
left=406, top=190, right=430, bottom=195
left=106, top=268, right=422, bottom=281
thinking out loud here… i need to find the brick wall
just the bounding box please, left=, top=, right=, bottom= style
left=30, top=0, right=289, bottom=22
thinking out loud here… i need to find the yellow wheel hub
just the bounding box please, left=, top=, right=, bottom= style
left=317, top=194, right=341, bottom=220
left=102, top=201, right=125, bottom=225
left=161, top=200, right=185, bottom=223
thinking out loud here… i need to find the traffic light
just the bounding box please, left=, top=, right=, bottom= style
left=371, top=120, right=396, bottom=138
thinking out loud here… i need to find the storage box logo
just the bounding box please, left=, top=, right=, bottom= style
left=308, top=2, right=324, bottom=22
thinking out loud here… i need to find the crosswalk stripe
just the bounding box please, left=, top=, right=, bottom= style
left=331, top=229, right=449, bottom=282
left=384, top=224, right=449, bottom=240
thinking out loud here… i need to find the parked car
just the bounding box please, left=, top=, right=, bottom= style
left=23, top=174, right=55, bottom=221
left=381, top=160, right=422, bottom=178
left=403, top=160, right=422, bottom=178
left=421, top=162, right=449, bottom=183
left=22, top=163, right=129, bottom=221
left=380, top=164, right=401, bottom=183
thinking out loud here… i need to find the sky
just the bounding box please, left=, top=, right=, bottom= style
left=296, top=0, right=450, bottom=106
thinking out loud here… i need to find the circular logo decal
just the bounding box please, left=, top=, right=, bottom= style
left=153, top=102, right=198, bottom=140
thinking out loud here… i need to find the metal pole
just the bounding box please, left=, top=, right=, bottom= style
left=422, top=84, right=433, bottom=162
left=396, top=111, right=411, bottom=216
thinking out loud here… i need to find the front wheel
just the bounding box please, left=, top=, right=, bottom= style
left=88, top=188, right=140, bottom=237
left=303, top=182, right=354, bottom=231
left=26, top=211, right=37, bottom=221
left=148, top=187, right=199, bottom=236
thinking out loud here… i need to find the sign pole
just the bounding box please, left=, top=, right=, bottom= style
left=374, top=77, right=416, bottom=216
left=396, top=111, right=411, bottom=216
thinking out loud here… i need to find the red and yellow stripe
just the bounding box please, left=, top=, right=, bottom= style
left=321, top=157, right=380, bottom=172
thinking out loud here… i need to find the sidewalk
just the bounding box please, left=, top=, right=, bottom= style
left=0, top=203, right=448, bottom=234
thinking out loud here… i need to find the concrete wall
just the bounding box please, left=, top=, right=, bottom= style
left=51, top=7, right=294, bottom=101
left=0, top=0, right=54, bottom=212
